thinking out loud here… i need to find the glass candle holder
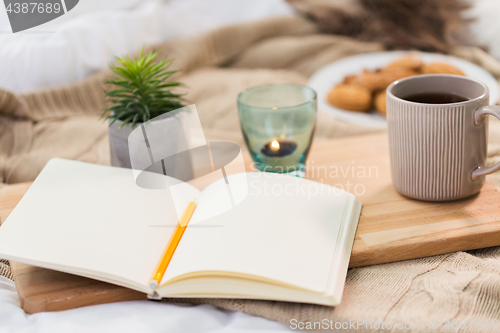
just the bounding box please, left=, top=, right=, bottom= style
left=237, top=84, right=317, bottom=177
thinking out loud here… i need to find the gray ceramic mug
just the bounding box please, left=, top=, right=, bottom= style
left=387, top=74, right=500, bottom=201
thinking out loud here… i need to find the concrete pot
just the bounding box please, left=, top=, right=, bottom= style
left=108, top=119, right=137, bottom=168
left=108, top=112, right=193, bottom=183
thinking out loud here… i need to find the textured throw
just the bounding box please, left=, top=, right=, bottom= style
left=0, top=260, right=12, bottom=280
left=1, top=16, right=500, bottom=331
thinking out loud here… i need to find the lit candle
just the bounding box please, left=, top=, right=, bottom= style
left=261, top=140, right=297, bottom=157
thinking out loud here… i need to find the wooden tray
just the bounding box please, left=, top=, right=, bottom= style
left=2, top=132, right=500, bottom=314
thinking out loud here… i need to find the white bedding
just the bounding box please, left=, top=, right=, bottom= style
left=0, top=276, right=292, bottom=332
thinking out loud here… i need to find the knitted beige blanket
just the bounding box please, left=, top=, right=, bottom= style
left=1, top=17, right=500, bottom=331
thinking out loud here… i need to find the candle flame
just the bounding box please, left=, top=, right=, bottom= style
left=271, top=140, right=280, bottom=150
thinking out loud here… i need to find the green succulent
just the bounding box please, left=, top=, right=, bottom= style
left=102, top=47, right=185, bottom=129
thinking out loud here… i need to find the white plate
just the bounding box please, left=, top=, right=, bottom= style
left=308, top=51, right=500, bottom=129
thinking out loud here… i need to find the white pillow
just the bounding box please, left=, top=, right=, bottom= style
left=0, top=1, right=166, bottom=93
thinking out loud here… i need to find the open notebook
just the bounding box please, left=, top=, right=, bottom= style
left=0, top=159, right=362, bottom=306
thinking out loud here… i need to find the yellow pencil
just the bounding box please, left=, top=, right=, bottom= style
left=149, top=201, right=196, bottom=290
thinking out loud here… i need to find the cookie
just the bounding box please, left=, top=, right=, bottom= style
left=374, top=91, right=387, bottom=116
left=422, top=62, right=465, bottom=76
left=349, top=68, right=417, bottom=92
left=327, top=84, right=372, bottom=112
left=347, top=70, right=387, bottom=91
left=385, top=56, right=424, bottom=72
left=343, top=74, right=358, bottom=85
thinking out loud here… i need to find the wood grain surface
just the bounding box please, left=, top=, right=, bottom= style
left=1, top=132, right=500, bottom=313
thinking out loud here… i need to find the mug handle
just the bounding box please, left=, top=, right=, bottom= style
left=471, top=105, right=500, bottom=180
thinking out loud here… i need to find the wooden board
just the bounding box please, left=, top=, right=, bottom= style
left=2, top=132, right=500, bottom=313
left=8, top=261, right=146, bottom=313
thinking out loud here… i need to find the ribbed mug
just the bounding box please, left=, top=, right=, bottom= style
left=387, top=74, right=500, bottom=201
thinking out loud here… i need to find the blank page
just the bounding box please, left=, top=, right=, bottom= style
left=0, top=159, right=200, bottom=292
left=163, top=173, right=352, bottom=293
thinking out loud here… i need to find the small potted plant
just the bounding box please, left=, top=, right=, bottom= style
left=102, top=47, right=185, bottom=168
